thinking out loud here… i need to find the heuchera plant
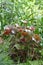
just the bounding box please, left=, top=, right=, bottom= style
left=3, top=21, right=42, bottom=63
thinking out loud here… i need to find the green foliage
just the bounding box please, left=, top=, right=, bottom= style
left=0, top=0, right=43, bottom=65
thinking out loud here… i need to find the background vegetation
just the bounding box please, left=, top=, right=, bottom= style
left=0, top=0, right=43, bottom=65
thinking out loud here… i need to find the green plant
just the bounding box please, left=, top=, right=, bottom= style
left=3, top=23, right=42, bottom=63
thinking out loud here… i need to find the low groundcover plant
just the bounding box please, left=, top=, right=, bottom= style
left=3, top=22, right=42, bottom=63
